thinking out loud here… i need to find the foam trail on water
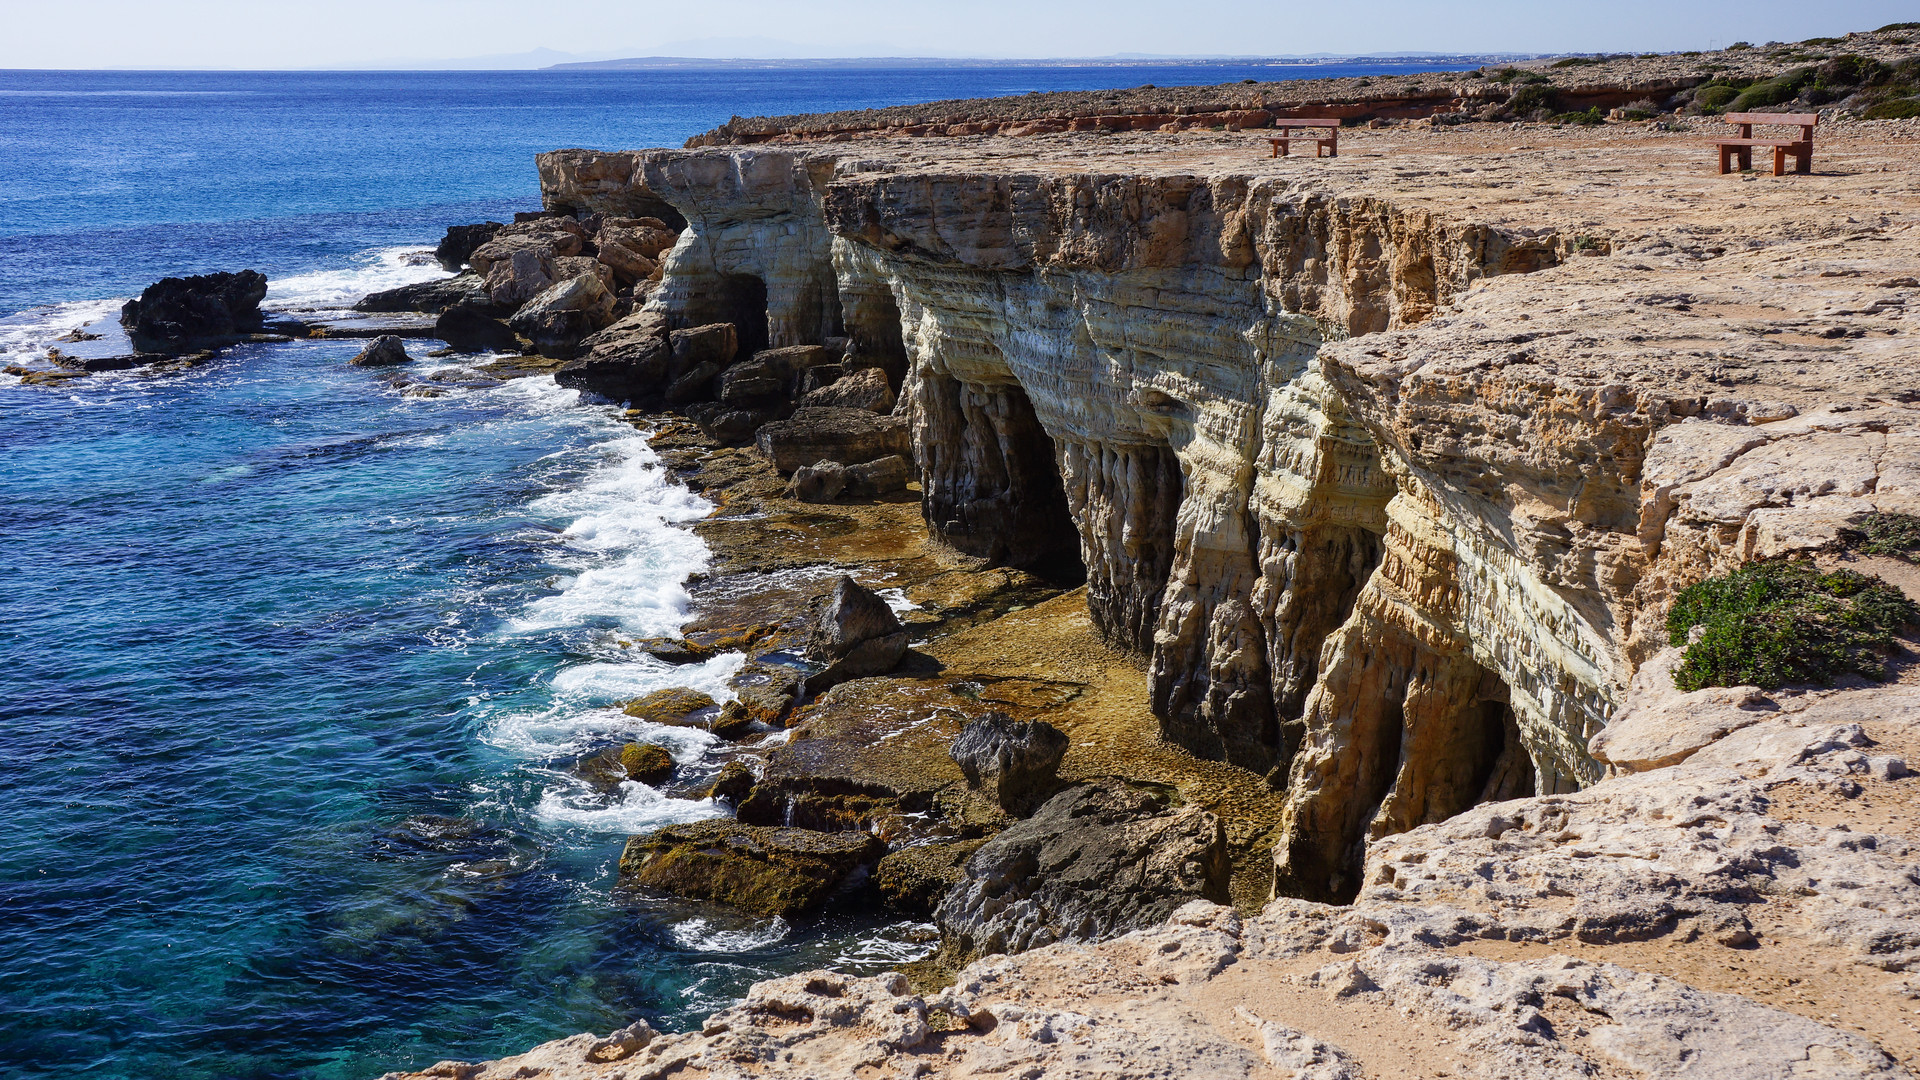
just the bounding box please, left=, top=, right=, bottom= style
left=266, top=245, right=448, bottom=310
left=534, top=781, right=727, bottom=833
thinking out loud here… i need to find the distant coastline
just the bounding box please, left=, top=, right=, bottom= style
left=545, top=53, right=1541, bottom=71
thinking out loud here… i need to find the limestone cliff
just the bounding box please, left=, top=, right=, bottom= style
left=540, top=120, right=1919, bottom=905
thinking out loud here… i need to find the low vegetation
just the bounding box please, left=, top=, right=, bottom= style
left=1834, top=512, right=1920, bottom=562
left=1667, top=560, right=1917, bottom=691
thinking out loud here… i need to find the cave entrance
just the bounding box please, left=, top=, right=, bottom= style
left=1469, top=668, right=1536, bottom=805
left=714, top=273, right=769, bottom=357
left=843, top=285, right=909, bottom=393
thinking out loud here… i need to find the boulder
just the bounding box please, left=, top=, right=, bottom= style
left=844, top=454, right=912, bottom=498
left=875, top=839, right=987, bottom=916
left=574, top=741, right=675, bottom=792
left=622, top=687, right=718, bottom=726
left=789, top=459, right=848, bottom=503
left=594, top=239, right=655, bottom=287
left=695, top=407, right=779, bottom=445
left=599, top=217, right=679, bottom=259
left=554, top=310, right=670, bottom=401
left=618, top=819, right=883, bottom=916
left=467, top=222, right=584, bottom=277
left=348, top=335, right=412, bottom=367
left=353, top=273, right=488, bottom=314
left=949, top=712, right=1069, bottom=815
left=706, top=761, right=756, bottom=806
left=717, top=358, right=784, bottom=403
left=483, top=247, right=555, bottom=307
left=934, top=779, right=1230, bottom=959
left=434, top=300, right=521, bottom=353
left=119, top=270, right=268, bottom=354
left=710, top=700, right=760, bottom=741
left=433, top=221, right=502, bottom=272
left=508, top=273, right=617, bottom=359
left=803, top=367, right=897, bottom=413
left=804, top=575, right=909, bottom=691
left=755, top=407, right=913, bottom=474
left=669, top=323, right=737, bottom=377
left=666, top=360, right=724, bottom=405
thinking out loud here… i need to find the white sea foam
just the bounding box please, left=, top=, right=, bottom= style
left=533, top=780, right=726, bottom=833
left=0, top=297, right=127, bottom=362
left=669, top=916, right=791, bottom=952
left=266, top=245, right=447, bottom=311
left=509, top=434, right=714, bottom=638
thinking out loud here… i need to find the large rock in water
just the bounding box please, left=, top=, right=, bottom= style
left=949, top=712, right=1069, bottom=815
left=434, top=301, right=521, bottom=353
left=555, top=310, right=670, bottom=401
left=934, top=779, right=1230, bottom=960
left=804, top=575, right=908, bottom=692
left=434, top=221, right=502, bottom=272
left=756, top=407, right=912, bottom=474
left=348, top=335, right=411, bottom=367
left=617, top=819, right=883, bottom=916
left=353, top=273, right=488, bottom=314
left=119, top=270, right=268, bottom=354
left=509, top=272, right=618, bottom=359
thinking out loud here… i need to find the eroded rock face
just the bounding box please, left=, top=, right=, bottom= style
left=934, top=779, right=1230, bottom=960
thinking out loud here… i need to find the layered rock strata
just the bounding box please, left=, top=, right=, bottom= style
left=543, top=120, right=1920, bottom=904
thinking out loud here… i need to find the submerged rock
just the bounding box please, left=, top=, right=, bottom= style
left=618, top=819, right=883, bottom=916
left=119, top=270, right=268, bottom=354
left=949, top=712, right=1069, bottom=815
left=803, top=575, right=908, bottom=692
left=935, top=779, right=1230, bottom=960
left=348, top=335, right=412, bottom=367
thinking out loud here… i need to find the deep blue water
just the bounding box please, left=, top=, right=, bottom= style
left=0, top=62, right=1476, bottom=1080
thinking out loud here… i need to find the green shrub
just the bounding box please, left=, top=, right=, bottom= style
left=1552, top=56, right=1603, bottom=67
left=1551, top=107, right=1605, bottom=125
left=1835, top=512, right=1920, bottom=561
left=1727, top=68, right=1813, bottom=110
left=1728, top=41, right=1753, bottom=50
left=1694, top=84, right=1741, bottom=110
left=1507, top=83, right=1559, bottom=114
left=1879, top=21, right=1920, bottom=31
left=1864, top=98, right=1920, bottom=119
left=1667, top=561, right=1917, bottom=691
left=1801, top=36, right=1843, bottom=46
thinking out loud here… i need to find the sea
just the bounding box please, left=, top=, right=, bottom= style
left=0, top=62, right=1478, bottom=1080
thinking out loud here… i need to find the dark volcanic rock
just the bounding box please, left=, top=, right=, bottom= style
left=434, top=301, right=522, bottom=354
left=949, top=712, right=1069, bottom=815
left=804, top=575, right=908, bottom=692
left=354, top=273, right=488, bottom=314
left=348, top=335, right=412, bottom=367
left=934, top=779, right=1230, bottom=960
left=434, top=222, right=503, bottom=272
left=755, top=407, right=912, bottom=474
left=119, top=270, right=268, bottom=354
left=617, top=819, right=883, bottom=916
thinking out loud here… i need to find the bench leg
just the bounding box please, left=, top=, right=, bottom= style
left=1774, top=146, right=1786, bottom=177
left=1719, top=145, right=1732, bottom=174
left=1797, top=149, right=1811, bottom=174
left=1738, top=147, right=1752, bottom=172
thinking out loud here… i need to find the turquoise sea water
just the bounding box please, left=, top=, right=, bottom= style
left=0, top=62, right=1477, bottom=1079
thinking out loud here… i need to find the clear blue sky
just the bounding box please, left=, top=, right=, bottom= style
left=3, top=0, right=1913, bottom=69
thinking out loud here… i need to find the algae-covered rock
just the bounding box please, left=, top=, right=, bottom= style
left=618, top=819, right=883, bottom=916
left=709, top=700, right=759, bottom=740
left=875, top=839, right=987, bottom=916
left=619, top=742, right=675, bottom=786
left=707, top=760, right=756, bottom=805
left=623, top=687, right=717, bottom=725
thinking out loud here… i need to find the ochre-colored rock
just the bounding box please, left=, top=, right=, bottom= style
left=617, top=819, right=883, bottom=916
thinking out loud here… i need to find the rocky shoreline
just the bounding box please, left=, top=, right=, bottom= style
left=12, top=30, right=1920, bottom=1078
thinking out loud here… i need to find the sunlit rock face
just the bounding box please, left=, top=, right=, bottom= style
left=549, top=139, right=1871, bottom=902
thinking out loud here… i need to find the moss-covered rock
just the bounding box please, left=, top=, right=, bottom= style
left=617, top=820, right=883, bottom=916
left=620, top=742, right=675, bottom=785
left=709, top=700, right=759, bottom=740
left=706, top=760, right=756, bottom=805
left=875, top=839, right=988, bottom=916
left=623, top=687, right=717, bottom=725
left=1667, top=560, right=1918, bottom=691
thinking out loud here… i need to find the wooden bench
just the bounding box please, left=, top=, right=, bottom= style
left=1269, top=119, right=1340, bottom=158
left=1710, top=112, right=1818, bottom=176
